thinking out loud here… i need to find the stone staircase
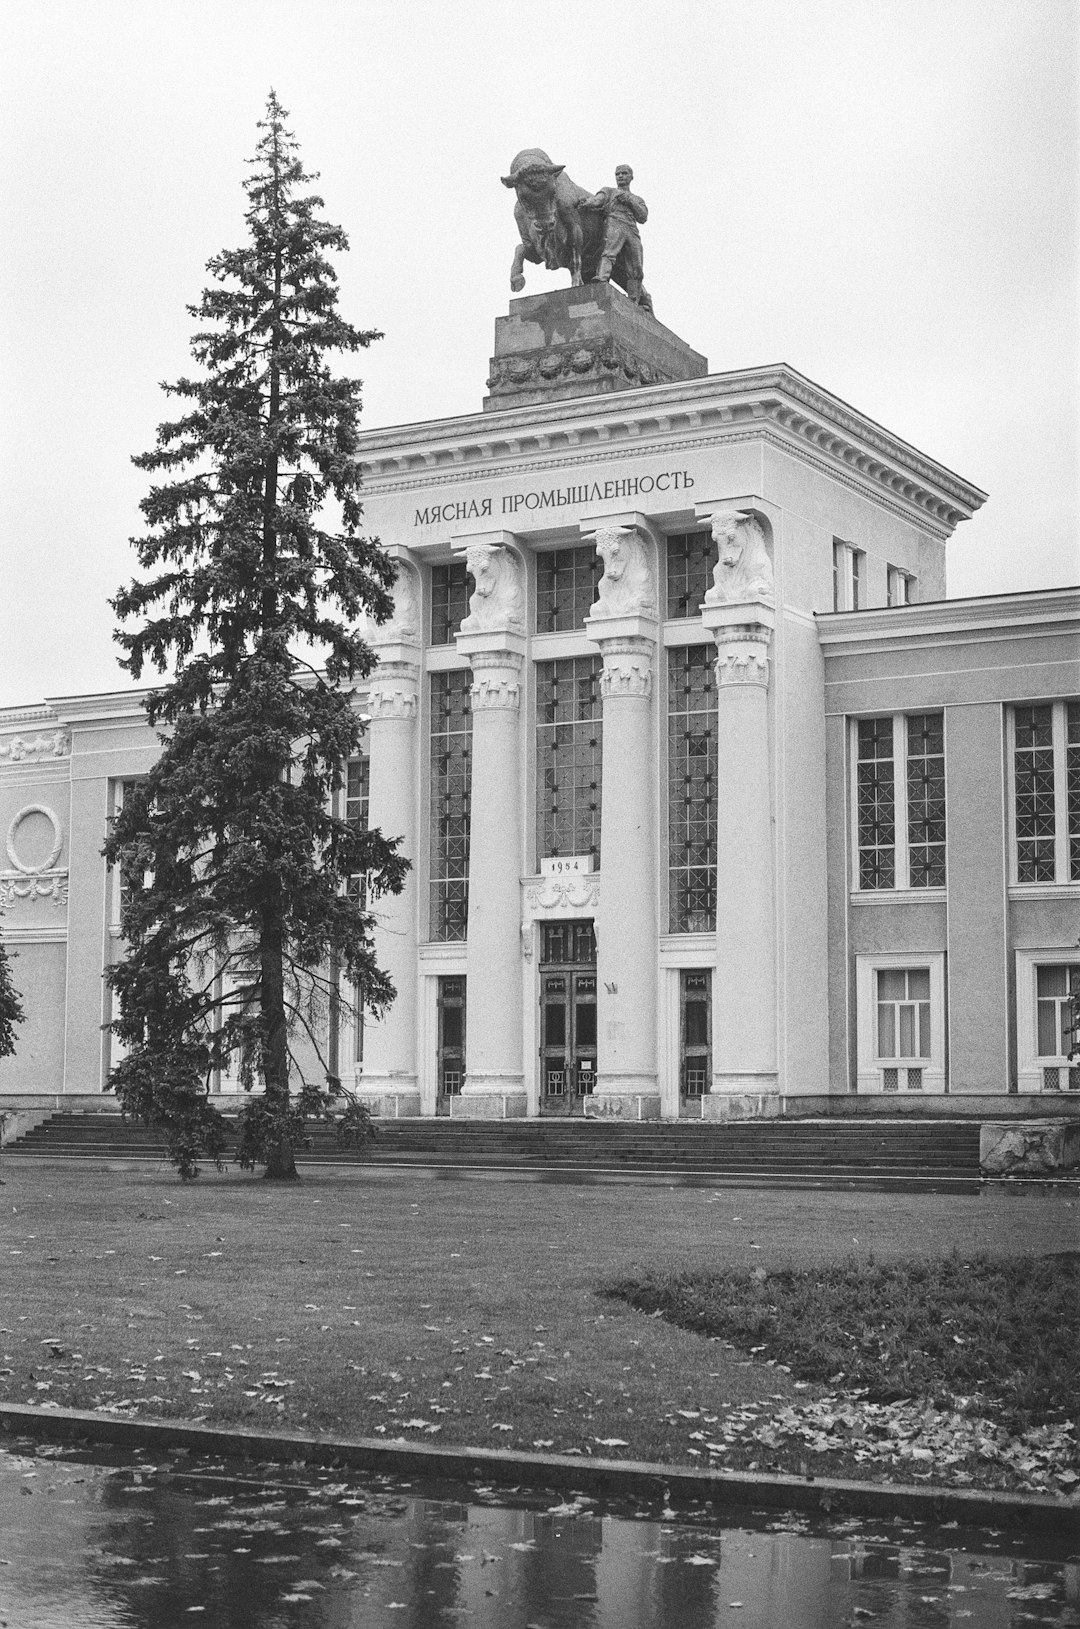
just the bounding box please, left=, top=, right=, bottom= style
left=5, top=1111, right=983, bottom=1190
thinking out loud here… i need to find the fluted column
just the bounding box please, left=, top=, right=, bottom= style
left=702, top=600, right=779, bottom=1117
left=583, top=516, right=660, bottom=1120
left=356, top=559, right=422, bottom=1116
left=454, top=534, right=527, bottom=1118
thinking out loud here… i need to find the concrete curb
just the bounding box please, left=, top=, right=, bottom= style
left=2, top=1402, right=1076, bottom=1538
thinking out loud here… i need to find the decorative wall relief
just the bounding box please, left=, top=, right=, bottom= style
left=524, top=876, right=600, bottom=915
left=458, top=543, right=525, bottom=636
left=370, top=561, right=421, bottom=646
left=586, top=525, right=656, bottom=619
left=704, top=510, right=774, bottom=605
left=1, top=803, right=68, bottom=908
left=0, top=730, right=69, bottom=761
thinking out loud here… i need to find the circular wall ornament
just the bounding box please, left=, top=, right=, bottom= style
left=6, top=804, right=63, bottom=874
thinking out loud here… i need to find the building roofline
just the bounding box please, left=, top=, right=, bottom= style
left=817, top=584, right=1080, bottom=646
left=356, top=362, right=987, bottom=531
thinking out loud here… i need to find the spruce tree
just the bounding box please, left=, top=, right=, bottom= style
left=0, top=930, right=25, bottom=1059
left=106, top=93, right=406, bottom=1180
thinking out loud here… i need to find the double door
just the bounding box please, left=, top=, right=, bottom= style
left=539, top=920, right=597, bottom=1116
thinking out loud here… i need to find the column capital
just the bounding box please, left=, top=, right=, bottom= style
left=365, top=658, right=420, bottom=720
left=703, top=601, right=774, bottom=689
left=593, top=634, right=654, bottom=700
left=466, top=644, right=525, bottom=711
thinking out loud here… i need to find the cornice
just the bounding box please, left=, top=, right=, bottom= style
left=355, top=364, right=987, bottom=533
left=817, top=586, right=1080, bottom=649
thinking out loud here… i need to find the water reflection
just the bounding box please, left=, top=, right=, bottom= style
left=0, top=1442, right=1075, bottom=1628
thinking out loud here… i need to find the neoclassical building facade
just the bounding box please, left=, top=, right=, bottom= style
left=2, top=291, right=1078, bottom=1120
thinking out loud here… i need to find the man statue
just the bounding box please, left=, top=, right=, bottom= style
left=580, top=165, right=654, bottom=315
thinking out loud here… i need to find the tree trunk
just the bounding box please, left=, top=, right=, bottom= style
left=261, top=909, right=297, bottom=1181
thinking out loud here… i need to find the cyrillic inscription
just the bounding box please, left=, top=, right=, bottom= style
left=413, top=470, right=694, bottom=528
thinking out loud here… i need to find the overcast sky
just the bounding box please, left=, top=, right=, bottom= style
left=2, top=0, right=1077, bottom=709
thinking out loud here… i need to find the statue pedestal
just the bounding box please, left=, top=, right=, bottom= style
left=484, top=284, right=707, bottom=411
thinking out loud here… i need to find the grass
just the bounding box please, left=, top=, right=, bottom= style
left=603, top=1254, right=1080, bottom=1435
left=1, top=1160, right=1077, bottom=1491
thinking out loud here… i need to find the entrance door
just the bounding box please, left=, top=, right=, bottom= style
left=436, top=976, right=466, bottom=1114
left=539, top=921, right=597, bottom=1116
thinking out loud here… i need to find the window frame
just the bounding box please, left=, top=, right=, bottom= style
left=1015, top=949, right=1080, bottom=1093
left=849, top=712, right=947, bottom=897
left=833, top=539, right=864, bottom=612
left=886, top=565, right=915, bottom=607
left=855, top=951, right=946, bottom=1094
left=1007, top=700, right=1080, bottom=889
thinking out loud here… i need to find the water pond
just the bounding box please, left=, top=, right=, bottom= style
left=0, top=1440, right=1076, bottom=1628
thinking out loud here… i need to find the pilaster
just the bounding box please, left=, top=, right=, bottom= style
left=454, top=536, right=528, bottom=1118
left=701, top=594, right=779, bottom=1118
left=354, top=561, right=422, bottom=1117
left=582, top=518, right=660, bottom=1119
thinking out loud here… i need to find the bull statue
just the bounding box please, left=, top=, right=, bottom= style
left=502, top=148, right=593, bottom=292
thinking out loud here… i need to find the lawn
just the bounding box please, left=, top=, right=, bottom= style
left=1, top=1159, right=1077, bottom=1494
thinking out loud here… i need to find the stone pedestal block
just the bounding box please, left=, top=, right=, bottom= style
left=980, top=1120, right=1080, bottom=1174
left=701, top=1091, right=781, bottom=1122
left=485, top=284, right=707, bottom=411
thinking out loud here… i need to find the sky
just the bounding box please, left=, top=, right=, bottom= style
left=2, top=0, right=1077, bottom=709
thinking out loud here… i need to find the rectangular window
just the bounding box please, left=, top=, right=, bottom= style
left=876, top=967, right=931, bottom=1060
left=668, top=645, right=717, bottom=931
left=1013, top=701, right=1080, bottom=884
left=430, top=562, right=470, bottom=646
left=666, top=530, right=717, bottom=620
left=855, top=713, right=945, bottom=891
left=535, top=546, right=600, bottom=633
left=108, top=777, right=147, bottom=927
left=1036, top=965, right=1080, bottom=1059
left=345, top=755, right=369, bottom=905
left=429, top=671, right=472, bottom=940
left=535, top=657, right=602, bottom=867
left=833, top=539, right=864, bottom=611
left=887, top=565, right=914, bottom=606
left=680, top=970, right=712, bottom=1097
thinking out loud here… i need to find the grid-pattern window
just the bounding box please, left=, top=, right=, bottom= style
left=855, top=713, right=945, bottom=891
left=1067, top=703, right=1080, bottom=879
left=876, top=968, right=931, bottom=1060
left=536, top=658, right=602, bottom=866
left=535, top=547, right=601, bottom=633
left=1014, top=705, right=1056, bottom=882
left=429, top=671, right=472, bottom=940
left=668, top=645, right=717, bottom=931
left=430, top=562, right=470, bottom=646
left=856, top=718, right=895, bottom=889
left=666, top=530, right=717, bottom=620
left=905, top=713, right=946, bottom=888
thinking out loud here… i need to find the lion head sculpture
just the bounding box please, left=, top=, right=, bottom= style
left=587, top=525, right=656, bottom=619
left=704, top=510, right=774, bottom=606
left=458, top=543, right=525, bottom=635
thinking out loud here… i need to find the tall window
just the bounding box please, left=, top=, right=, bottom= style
left=876, top=967, right=931, bottom=1061
left=668, top=645, right=717, bottom=931
left=833, top=539, right=864, bottom=611
left=680, top=970, right=712, bottom=1097
left=108, top=777, right=146, bottom=927
left=429, top=671, right=472, bottom=940
left=535, top=658, right=602, bottom=866
left=666, top=530, right=717, bottom=620
left=855, top=713, right=945, bottom=891
left=430, top=562, right=470, bottom=646
left=1035, top=965, right=1079, bottom=1090
left=535, top=546, right=600, bottom=633
left=1013, top=702, right=1080, bottom=884
left=887, top=565, right=914, bottom=606
left=345, top=755, right=369, bottom=904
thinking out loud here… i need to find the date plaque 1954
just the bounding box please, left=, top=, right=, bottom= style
left=539, top=855, right=593, bottom=878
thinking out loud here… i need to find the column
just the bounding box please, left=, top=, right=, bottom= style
left=701, top=599, right=779, bottom=1117
left=355, top=560, right=421, bottom=1117
left=454, top=534, right=527, bottom=1118
left=359, top=658, right=420, bottom=1115
left=583, top=517, right=660, bottom=1119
